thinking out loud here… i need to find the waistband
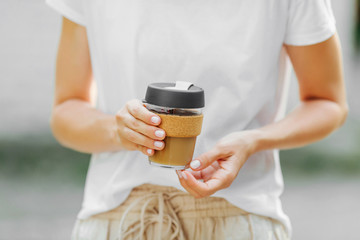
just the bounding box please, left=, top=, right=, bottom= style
left=94, top=183, right=248, bottom=220
left=91, top=184, right=251, bottom=240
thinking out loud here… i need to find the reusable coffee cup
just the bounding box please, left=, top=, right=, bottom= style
left=143, top=81, right=205, bottom=169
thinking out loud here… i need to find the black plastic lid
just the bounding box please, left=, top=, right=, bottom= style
left=144, top=82, right=205, bottom=109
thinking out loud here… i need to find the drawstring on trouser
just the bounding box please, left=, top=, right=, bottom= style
left=117, top=192, right=185, bottom=240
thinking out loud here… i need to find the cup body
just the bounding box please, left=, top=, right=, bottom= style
left=145, top=103, right=203, bottom=169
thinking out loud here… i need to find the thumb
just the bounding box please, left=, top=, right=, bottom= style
left=190, top=148, right=226, bottom=171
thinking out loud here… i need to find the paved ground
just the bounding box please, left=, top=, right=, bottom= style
left=1, top=176, right=359, bottom=240
left=281, top=176, right=360, bottom=240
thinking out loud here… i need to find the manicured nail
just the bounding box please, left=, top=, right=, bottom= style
left=155, top=130, right=165, bottom=138
left=190, top=160, right=201, bottom=169
left=154, top=141, right=164, bottom=148
left=176, top=170, right=182, bottom=179
left=147, top=149, right=153, bottom=155
left=181, top=171, right=187, bottom=180
left=151, top=116, right=160, bottom=124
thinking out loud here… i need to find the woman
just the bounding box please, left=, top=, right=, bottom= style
left=47, top=0, right=348, bottom=239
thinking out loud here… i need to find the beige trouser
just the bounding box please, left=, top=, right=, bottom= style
left=72, top=184, right=289, bottom=240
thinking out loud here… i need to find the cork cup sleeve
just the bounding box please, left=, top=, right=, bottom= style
left=157, top=114, right=204, bottom=138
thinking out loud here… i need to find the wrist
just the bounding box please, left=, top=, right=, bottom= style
left=242, top=129, right=266, bottom=155
left=98, top=114, right=124, bottom=152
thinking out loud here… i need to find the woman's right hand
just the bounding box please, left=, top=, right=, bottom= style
left=115, top=99, right=166, bottom=156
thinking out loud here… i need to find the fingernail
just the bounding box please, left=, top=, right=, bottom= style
left=151, top=116, right=160, bottom=124
left=146, top=149, right=153, bottom=155
left=176, top=170, right=182, bottom=179
left=154, top=141, right=164, bottom=148
left=181, top=171, right=187, bottom=180
left=190, top=160, right=201, bottom=169
left=155, top=130, right=165, bottom=138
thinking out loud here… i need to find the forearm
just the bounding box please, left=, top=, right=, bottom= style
left=50, top=99, right=121, bottom=153
left=251, top=99, right=348, bottom=153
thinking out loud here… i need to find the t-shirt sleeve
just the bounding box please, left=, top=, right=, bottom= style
left=46, top=0, right=86, bottom=26
left=284, top=0, right=336, bottom=46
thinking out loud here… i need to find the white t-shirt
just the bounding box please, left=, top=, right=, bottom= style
left=47, top=0, right=336, bottom=235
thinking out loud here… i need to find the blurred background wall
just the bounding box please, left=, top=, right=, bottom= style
left=0, top=0, right=359, bottom=239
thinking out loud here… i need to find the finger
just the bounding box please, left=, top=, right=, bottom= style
left=138, top=145, right=155, bottom=156
left=176, top=170, right=202, bottom=198
left=182, top=170, right=224, bottom=198
left=190, top=163, right=220, bottom=181
left=120, top=139, right=154, bottom=156
left=123, top=113, right=166, bottom=140
left=126, top=99, right=161, bottom=126
left=185, top=168, right=215, bottom=181
left=121, top=127, right=165, bottom=150
left=186, top=169, right=203, bottom=180
left=190, top=147, right=230, bottom=171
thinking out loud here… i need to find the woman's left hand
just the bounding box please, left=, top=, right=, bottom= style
left=176, top=130, right=258, bottom=198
